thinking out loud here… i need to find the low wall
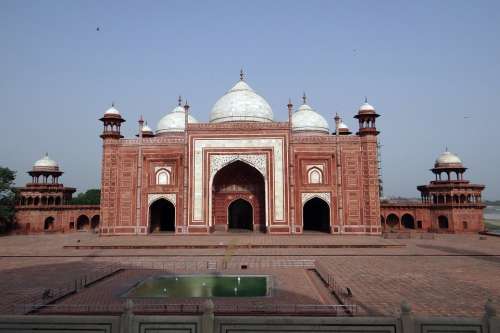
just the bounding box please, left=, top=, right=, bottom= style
left=0, top=300, right=498, bottom=333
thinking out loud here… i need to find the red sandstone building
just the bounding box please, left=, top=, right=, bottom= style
left=14, top=74, right=485, bottom=234
left=15, top=154, right=100, bottom=233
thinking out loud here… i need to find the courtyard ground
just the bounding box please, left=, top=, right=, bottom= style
left=0, top=232, right=499, bottom=317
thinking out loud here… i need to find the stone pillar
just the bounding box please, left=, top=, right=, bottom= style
left=399, top=300, right=414, bottom=333
left=201, top=299, right=214, bottom=333
left=483, top=298, right=498, bottom=333
left=120, top=299, right=134, bottom=333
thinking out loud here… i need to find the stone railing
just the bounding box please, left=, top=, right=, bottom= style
left=2, top=300, right=498, bottom=333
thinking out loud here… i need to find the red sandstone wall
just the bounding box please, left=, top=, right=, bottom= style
left=15, top=206, right=100, bottom=233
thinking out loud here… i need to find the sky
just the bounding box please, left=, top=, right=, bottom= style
left=1, top=0, right=499, bottom=199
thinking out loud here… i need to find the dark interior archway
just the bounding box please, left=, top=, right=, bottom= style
left=303, top=198, right=330, bottom=233
left=149, top=199, right=175, bottom=233
left=438, top=215, right=449, bottom=229
left=401, top=214, right=415, bottom=229
left=44, top=217, right=54, bottom=231
left=91, top=215, right=100, bottom=230
left=76, top=215, right=89, bottom=230
left=386, top=214, right=399, bottom=229
left=212, top=160, right=265, bottom=232
left=228, top=199, right=253, bottom=231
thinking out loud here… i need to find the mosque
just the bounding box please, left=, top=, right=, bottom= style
left=14, top=73, right=486, bottom=235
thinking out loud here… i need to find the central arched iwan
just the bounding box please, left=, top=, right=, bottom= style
left=212, top=160, right=265, bottom=232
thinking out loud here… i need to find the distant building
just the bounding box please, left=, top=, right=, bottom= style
left=380, top=150, right=485, bottom=232
left=14, top=73, right=485, bottom=234
left=15, top=154, right=99, bottom=233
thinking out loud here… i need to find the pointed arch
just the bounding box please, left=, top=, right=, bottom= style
left=156, top=169, right=171, bottom=185
left=307, top=167, right=323, bottom=184
left=303, top=197, right=330, bottom=233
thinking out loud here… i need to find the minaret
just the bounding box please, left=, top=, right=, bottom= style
left=99, top=103, right=125, bottom=234
left=354, top=98, right=381, bottom=234
left=287, top=98, right=295, bottom=232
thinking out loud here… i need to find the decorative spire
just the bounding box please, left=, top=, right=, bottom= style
left=184, top=100, right=190, bottom=112
left=240, top=68, right=245, bottom=81
left=364, top=96, right=368, bottom=103
left=287, top=98, right=293, bottom=109
left=302, top=92, right=307, bottom=105
left=445, top=146, right=448, bottom=152
left=178, top=95, right=182, bottom=106
left=111, top=101, right=115, bottom=107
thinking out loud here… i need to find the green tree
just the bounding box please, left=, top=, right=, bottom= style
left=0, top=167, right=17, bottom=232
left=70, top=189, right=100, bottom=205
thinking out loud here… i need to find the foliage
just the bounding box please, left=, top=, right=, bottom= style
left=70, top=189, right=100, bottom=205
left=0, top=167, right=17, bottom=232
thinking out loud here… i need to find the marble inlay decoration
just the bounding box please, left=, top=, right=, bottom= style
left=148, top=193, right=176, bottom=206
left=192, top=137, right=285, bottom=221
left=301, top=192, right=331, bottom=206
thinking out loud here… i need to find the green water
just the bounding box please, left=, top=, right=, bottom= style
left=127, top=275, right=269, bottom=298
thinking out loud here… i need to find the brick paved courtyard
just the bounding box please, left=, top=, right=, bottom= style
left=0, top=233, right=499, bottom=317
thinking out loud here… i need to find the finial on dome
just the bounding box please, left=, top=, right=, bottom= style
left=45, top=152, right=48, bottom=157
left=178, top=95, right=182, bottom=106
left=364, top=96, right=368, bottom=103
left=445, top=146, right=448, bottom=152
left=302, top=92, right=307, bottom=104
left=240, top=68, right=245, bottom=81
left=111, top=101, right=115, bottom=107
left=184, top=100, right=190, bottom=112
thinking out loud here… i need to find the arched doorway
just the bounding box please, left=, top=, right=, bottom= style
left=91, top=215, right=100, bottom=230
left=438, top=216, right=449, bottom=229
left=303, top=197, right=330, bottom=233
left=76, top=215, right=89, bottom=230
left=44, top=217, right=54, bottom=231
left=149, top=198, right=175, bottom=233
left=401, top=214, right=415, bottom=229
left=212, top=160, right=265, bottom=232
left=228, top=199, right=253, bottom=231
left=386, top=214, right=399, bottom=229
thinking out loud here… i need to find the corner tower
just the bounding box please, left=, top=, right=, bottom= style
left=354, top=99, right=381, bottom=233
left=99, top=103, right=125, bottom=233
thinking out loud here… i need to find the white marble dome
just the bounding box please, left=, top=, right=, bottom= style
left=210, top=80, right=273, bottom=123
left=156, top=105, right=198, bottom=134
left=359, top=102, right=375, bottom=112
left=34, top=153, right=59, bottom=170
left=142, top=123, right=153, bottom=133
left=435, top=150, right=463, bottom=167
left=104, top=104, right=120, bottom=115
left=338, top=121, right=349, bottom=130
left=292, top=103, right=329, bottom=133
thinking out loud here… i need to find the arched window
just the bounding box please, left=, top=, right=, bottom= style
left=307, top=168, right=323, bottom=184
left=156, top=169, right=171, bottom=185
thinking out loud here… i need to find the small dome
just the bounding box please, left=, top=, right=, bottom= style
left=142, top=123, right=153, bottom=133
left=338, top=121, right=349, bottom=130
left=359, top=102, right=375, bottom=112
left=210, top=80, right=273, bottom=123
left=434, top=150, right=463, bottom=167
left=156, top=104, right=198, bottom=134
left=33, top=153, right=59, bottom=170
left=104, top=104, right=120, bottom=115
left=292, top=103, right=329, bottom=133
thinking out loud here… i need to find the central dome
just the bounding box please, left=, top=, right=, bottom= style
left=210, top=80, right=273, bottom=123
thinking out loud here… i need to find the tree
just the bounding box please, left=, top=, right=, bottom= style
left=70, top=189, right=100, bottom=205
left=0, top=167, right=17, bottom=232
